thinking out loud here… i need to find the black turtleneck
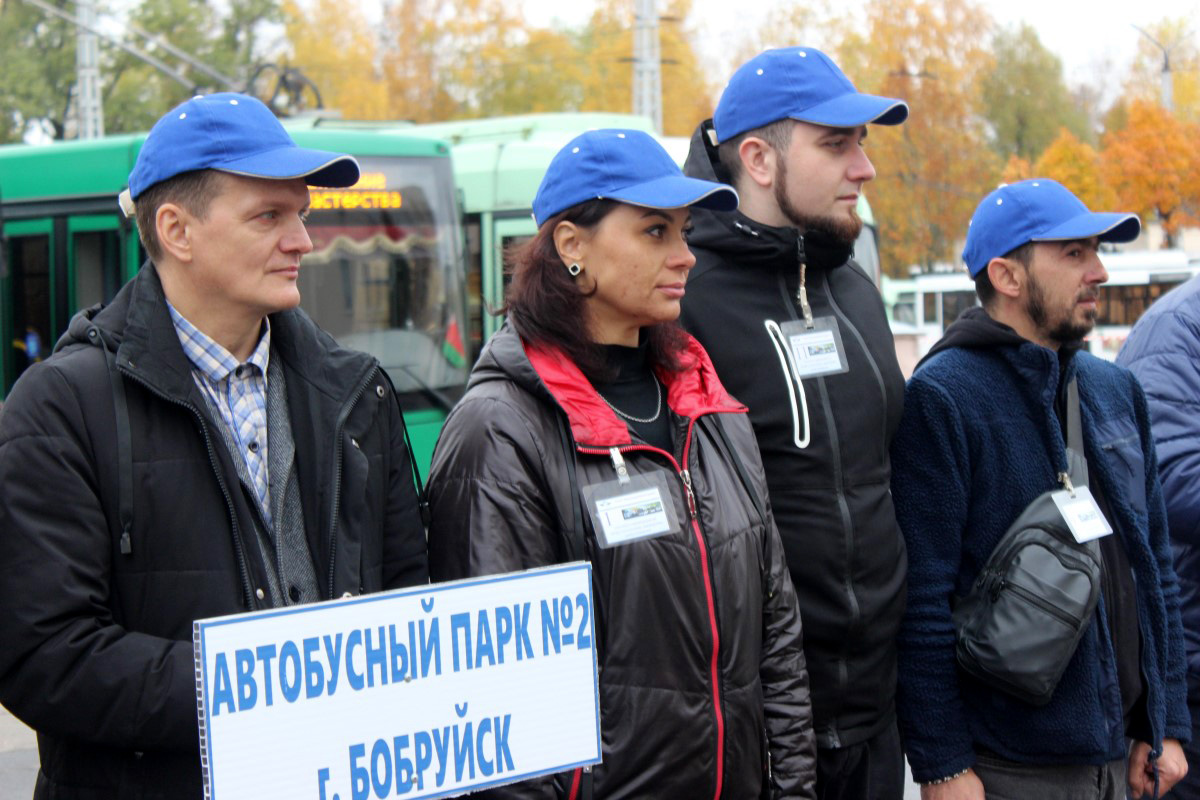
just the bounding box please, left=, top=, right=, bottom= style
left=592, top=341, right=673, bottom=453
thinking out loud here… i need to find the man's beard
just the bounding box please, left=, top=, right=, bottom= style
left=1026, top=269, right=1098, bottom=346
left=774, top=157, right=862, bottom=247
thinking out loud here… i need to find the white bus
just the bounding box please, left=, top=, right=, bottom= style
left=885, top=249, right=1200, bottom=372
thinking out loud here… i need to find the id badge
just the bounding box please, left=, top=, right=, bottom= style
left=779, top=317, right=849, bottom=380
left=580, top=471, right=680, bottom=549
left=1051, top=486, right=1114, bottom=543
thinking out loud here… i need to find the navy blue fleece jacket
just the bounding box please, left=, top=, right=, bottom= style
left=892, top=308, right=1189, bottom=782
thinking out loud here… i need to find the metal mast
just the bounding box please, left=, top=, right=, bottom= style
left=632, top=0, right=662, bottom=134
left=75, top=0, right=105, bottom=138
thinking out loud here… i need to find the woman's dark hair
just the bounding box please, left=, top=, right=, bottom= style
left=503, top=198, right=689, bottom=383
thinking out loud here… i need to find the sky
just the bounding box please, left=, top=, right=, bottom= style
left=520, top=0, right=1200, bottom=102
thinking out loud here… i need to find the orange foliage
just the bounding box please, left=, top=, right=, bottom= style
left=1001, top=154, right=1033, bottom=183
left=838, top=0, right=1001, bottom=273
left=1032, top=129, right=1117, bottom=212
left=284, top=0, right=387, bottom=119
left=1101, top=100, right=1200, bottom=248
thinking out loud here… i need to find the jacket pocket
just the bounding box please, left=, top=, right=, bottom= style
left=1095, top=416, right=1147, bottom=514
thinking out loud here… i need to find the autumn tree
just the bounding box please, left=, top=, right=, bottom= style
left=573, top=0, right=714, bottom=136
left=1101, top=100, right=1200, bottom=248
left=380, top=0, right=527, bottom=121
left=837, top=0, right=1001, bottom=274
left=478, top=27, right=588, bottom=116
left=733, top=0, right=838, bottom=69
left=1031, top=129, right=1116, bottom=212
left=1000, top=154, right=1033, bottom=183
left=979, top=23, right=1090, bottom=161
left=284, top=0, right=386, bottom=119
left=380, top=0, right=457, bottom=121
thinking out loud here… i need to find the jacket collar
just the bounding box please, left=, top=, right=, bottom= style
left=68, top=263, right=376, bottom=408
left=526, top=335, right=744, bottom=447
left=474, top=323, right=744, bottom=447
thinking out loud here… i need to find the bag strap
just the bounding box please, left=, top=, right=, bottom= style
left=89, top=326, right=135, bottom=556
left=378, top=368, right=430, bottom=531
left=1064, top=376, right=1102, bottom=560
left=554, top=414, right=589, bottom=563
left=1065, top=376, right=1086, bottom=486
left=708, top=414, right=768, bottom=529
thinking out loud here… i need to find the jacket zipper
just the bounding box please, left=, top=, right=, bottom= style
left=325, top=365, right=378, bottom=600
left=119, top=365, right=256, bottom=609
left=1001, top=580, right=1084, bottom=627
left=579, top=420, right=726, bottom=800
left=822, top=272, right=890, bottom=461
left=779, top=244, right=859, bottom=744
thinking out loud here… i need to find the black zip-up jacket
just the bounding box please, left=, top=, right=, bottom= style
left=679, top=122, right=907, bottom=749
left=0, top=265, right=428, bottom=799
left=428, top=323, right=816, bottom=798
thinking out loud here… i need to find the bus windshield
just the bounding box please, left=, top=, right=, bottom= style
left=300, top=155, right=468, bottom=410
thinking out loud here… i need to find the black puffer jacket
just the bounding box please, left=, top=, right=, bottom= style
left=428, top=323, right=816, bottom=799
left=0, top=265, right=428, bottom=799
left=679, top=122, right=907, bottom=750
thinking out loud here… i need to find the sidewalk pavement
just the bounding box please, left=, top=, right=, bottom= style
left=0, top=706, right=36, bottom=800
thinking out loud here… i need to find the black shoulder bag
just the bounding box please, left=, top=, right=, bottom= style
left=951, top=377, right=1103, bottom=706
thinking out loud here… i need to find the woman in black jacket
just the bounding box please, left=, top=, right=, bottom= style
left=427, top=129, right=816, bottom=799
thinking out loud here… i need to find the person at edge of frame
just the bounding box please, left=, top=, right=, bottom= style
left=426, top=127, right=817, bottom=798
left=892, top=178, right=1189, bottom=799
left=1117, top=269, right=1200, bottom=799
left=0, top=92, right=429, bottom=800
left=679, top=46, right=909, bottom=800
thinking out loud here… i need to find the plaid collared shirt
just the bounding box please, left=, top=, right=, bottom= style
left=168, top=302, right=273, bottom=528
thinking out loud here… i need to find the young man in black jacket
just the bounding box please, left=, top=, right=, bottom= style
left=0, top=93, right=429, bottom=799
left=679, top=47, right=910, bottom=799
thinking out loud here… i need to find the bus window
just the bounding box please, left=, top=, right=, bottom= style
left=923, top=292, right=937, bottom=327
left=499, top=234, right=531, bottom=292
left=7, top=234, right=52, bottom=386
left=1098, top=282, right=1182, bottom=327
left=73, top=230, right=121, bottom=310
left=942, top=290, right=978, bottom=330
left=463, top=214, right=484, bottom=360
left=301, top=155, right=468, bottom=411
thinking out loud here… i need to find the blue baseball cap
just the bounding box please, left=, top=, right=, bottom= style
left=127, top=92, right=360, bottom=199
left=714, top=47, right=908, bottom=143
left=532, top=129, right=738, bottom=227
left=962, top=179, right=1141, bottom=277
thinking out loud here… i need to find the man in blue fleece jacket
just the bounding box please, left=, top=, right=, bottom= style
left=892, top=179, right=1189, bottom=799
left=1118, top=274, right=1200, bottom=799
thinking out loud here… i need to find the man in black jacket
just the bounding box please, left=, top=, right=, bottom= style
left=0, top=93, right=429, bottom=799
left=680, top=47, right=909, bottom=799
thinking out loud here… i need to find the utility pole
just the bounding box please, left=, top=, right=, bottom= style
left=75, top=0, right=104, bottom=138
left=1133, top=24, right=1179, bottom=113
left=632, top=0, right=663, bottom=134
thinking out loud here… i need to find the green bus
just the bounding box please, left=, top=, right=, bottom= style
left=0, top=128, right=469, bottom=475
left=406, top=112, right=884, bottom=359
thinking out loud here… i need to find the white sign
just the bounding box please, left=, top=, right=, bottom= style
left=193, top=564, right=600, bottom=800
